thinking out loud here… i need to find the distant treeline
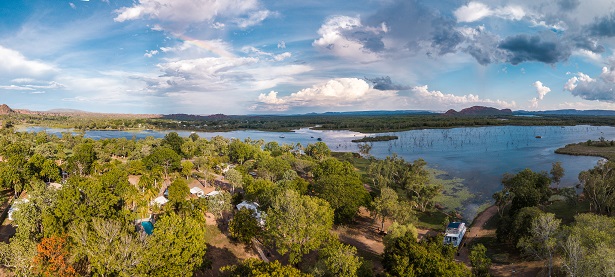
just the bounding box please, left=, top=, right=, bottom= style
left=6, top=113, right=615, bottom=133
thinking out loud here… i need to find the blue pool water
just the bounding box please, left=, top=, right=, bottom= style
left=141, top=221, right=153, bottom=235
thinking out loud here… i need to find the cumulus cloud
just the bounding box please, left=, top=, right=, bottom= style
left=565, top=65, right=615, bottom=102
left=0, top=45, right=56, bottom=77
left=144, top=50, right=159, bottom=58
left=241, top=46, right=291, bottom=61
left=255, top=78, right=396, bottom=111
left=365, top=76, right=411, bottom=90
left=313, top=16, right=387, bottom=62
left=454, top=1, right=525, bottom=23
left=410, top=85, right=516, bottom=109
left=533, top=81, right=551, bottom=100
left=529, top=81, right=551, bottom=108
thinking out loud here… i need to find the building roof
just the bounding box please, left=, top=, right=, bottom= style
left=152, top=196, right=169, bottom=206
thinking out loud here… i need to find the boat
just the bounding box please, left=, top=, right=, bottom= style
left=279, top=135, right=285, bottom=138
left=317, top=138, right=322, bottom=141
left=443, top=222, right=466, bottom=247
left=535, top=136, right=542, bottom=139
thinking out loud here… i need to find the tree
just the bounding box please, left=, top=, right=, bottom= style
left=224, top=168, right=243, bottom=193
left=314, top=174, right=369, bottom=223
left=550, top=161, right=564, bottom=188
left=207, top=190, right=232, bottom=219
left=579, top=160, right=615, bottom=215
left=383, top=222, right=418, bottom=248
left=228, top=208, right=260, bottom=244
left=66, top=142, right=96, bottom=176
left=229, top=139, right=255, bottom=165
left=305, top=142, right=331, bottom=161
left=140, top=213, right=207, bottom=277
left=469, top=244, right=491, bottom=277
left=265, top=190, right=334, bottom=264
left=383, top=232, right=471, bottom=277
left=517, top=213, right=560, bottom=277
left=221, top=258, right=310, bottom=276
left=357, top=142, right=372, bottom=157
left=168, top=178, right=190, bottom=211
left=502, top=169, right=551, bottom=215
left=41, top=159, right=61, bottom=183
left=162, top=132, right=184, bottom=155
left=145, top=146, right=181, bottom=179
left=32, top=236, right=78, bottom=277
left=69, top=218, right=144, bottom=276
left=181, top=160, right=194, bottom=180
left=0, top=236, right=37, bottom=276
left=371, top=186, right=401, bottom=231
left=316, top=241, right=362, bottom=277
left=492, top=190, right=510, bottom=218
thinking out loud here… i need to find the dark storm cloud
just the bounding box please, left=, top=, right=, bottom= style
left=350, top=31, right=386, bottom=53
left=498, top=34, right=571, bottom=65
left=557, top=0, right=580, bottom=11
left=365, top=76, right=411, bottom=90
left=572, top=35, right=605, bottom=53
left=588, top=12, right=615, bottom=37
left=431, top=22, right=465, bottom=55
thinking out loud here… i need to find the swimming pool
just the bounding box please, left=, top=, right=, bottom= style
left=141, top=221, right=153, bottom=235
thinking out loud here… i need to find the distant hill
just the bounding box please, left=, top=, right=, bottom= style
left=312, top=110, right=435, bottom=116
left=515, top=109, right=615, bottom=116
left=445, top=106, right=513, bottom=116
left=0, top=104, right=14, bottom=115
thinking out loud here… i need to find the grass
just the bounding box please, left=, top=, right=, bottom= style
left=543, top=198, right=591, bottom=225
left=430, top=169, right=474, bottom=213
left=416, top=210, right=448, bottom=230
left=331, top=151, right=372, bottom=176
left=555, top=142, right=615, bottom=160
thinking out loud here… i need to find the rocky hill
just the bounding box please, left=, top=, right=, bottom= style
left=0, top=104, right=14, bottom=115
left=445, top=106, right=512, bottom=116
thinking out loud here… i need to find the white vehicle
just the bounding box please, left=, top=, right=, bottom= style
left=443, top=222, right=466, bottom=247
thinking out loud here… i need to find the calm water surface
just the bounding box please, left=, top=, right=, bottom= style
left=22, top=125, right=614, bottom=219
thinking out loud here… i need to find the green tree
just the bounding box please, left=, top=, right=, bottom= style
left=517, top=213, right=560, bottom=277
left=383, top=232, right=471, bottom=277
left=66, top=142, right=96, bottom=176
left=145, top=146, right=181, bottom=179
left=579, top=160, right=615, bottom=215
left=316, top=240, right=362, bottom=277
left=224, top=168, right=243, bottom=193
left=228, top=208, right=260, bottom=244
left=221, top=258, right=310, bottom=276
left=181, top=160, right=194, bottom=180
left=502, top=169, right=551, bottom=215
left=162, top=132, right=184, bottom=155
left=371, top=186, right=402, bottom=231
left=383, top=222, right=418, bottom=248
left=229, top=139, right=255, bottom=165
left=550, top=161, right=564, bottom=188
left=140, top=213, right=207, bottom=277
left=265, top=190, right=334, bottom=264
left=168, top=178, right=190, bottom=211
left=469, top=244, right=491, bottom=277
left=313, top=174, right=369, bottom=223
left=207, top=190, right=233, bottom=219
left=70, top=218, right=144, bottom=276
left=305, top=142, right=331, bottom=161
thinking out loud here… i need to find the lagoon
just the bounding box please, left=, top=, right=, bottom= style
left=21, top=125, right=614, bottom=220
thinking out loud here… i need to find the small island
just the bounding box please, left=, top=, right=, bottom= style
left=351, top=135, right=399, bottom=143
left=555, top=137, right=615, bottom=160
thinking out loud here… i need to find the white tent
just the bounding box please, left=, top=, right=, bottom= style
left=236, top=201, right=265, bottom=225
left=152, top=196, right=169, bottom=206
left=205, top=190, right=221, bottom=197
left=190, top=187, right=205, bottom=197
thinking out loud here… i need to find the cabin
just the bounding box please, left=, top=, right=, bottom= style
left=151, top=196, right=169, bottom=206
left=189, top=187, right=205, bottom=197
left=443, top=222, right=466, bottom=247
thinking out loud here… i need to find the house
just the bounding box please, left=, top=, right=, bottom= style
left=8, top=198, right=30, bottom=221
left=236, top=201, right=265, bottom=226
left=190, top=187, right=205, bottom=197
left=443, top=222, right=467, bottom=247
left=151, top=196, right=169, bottom=206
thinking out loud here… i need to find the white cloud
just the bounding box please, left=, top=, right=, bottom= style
left=241, top=46, right=291, bottom=61
left=533, top=81, right=551, bottom=100
left=454, top=1, right=525, bottom=23
left=277, top=41, right=286, bottom=49
left=0, top=45, right=56, bottom=77
left=114, top=0, right=260, bottom=31
left=160, top=39, right=235, bottom=58
left=411, top=85, right=516, bottom=109
left=69, top=2, right=76, bottom=9
left=313, top=16, right=386, bottom=63
left=256, top=78, right=396, bottom=111
left=144, top=50, right=159, bottom=58
left=564, top=65, right=615, bottom=102
left=235, top=10, right=274, bottom=28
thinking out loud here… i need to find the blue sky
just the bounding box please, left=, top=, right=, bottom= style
left=2, top=0, right=615, bottom=114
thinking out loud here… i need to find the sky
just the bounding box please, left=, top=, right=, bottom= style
left=2, top=0, right=615, bottom=114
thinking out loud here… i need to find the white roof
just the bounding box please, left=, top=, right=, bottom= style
left=190, top=187, right=204, bottom=194
left=205, top=190, right=221, bottom=197
left=152, top=196, right=169, bottom=206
